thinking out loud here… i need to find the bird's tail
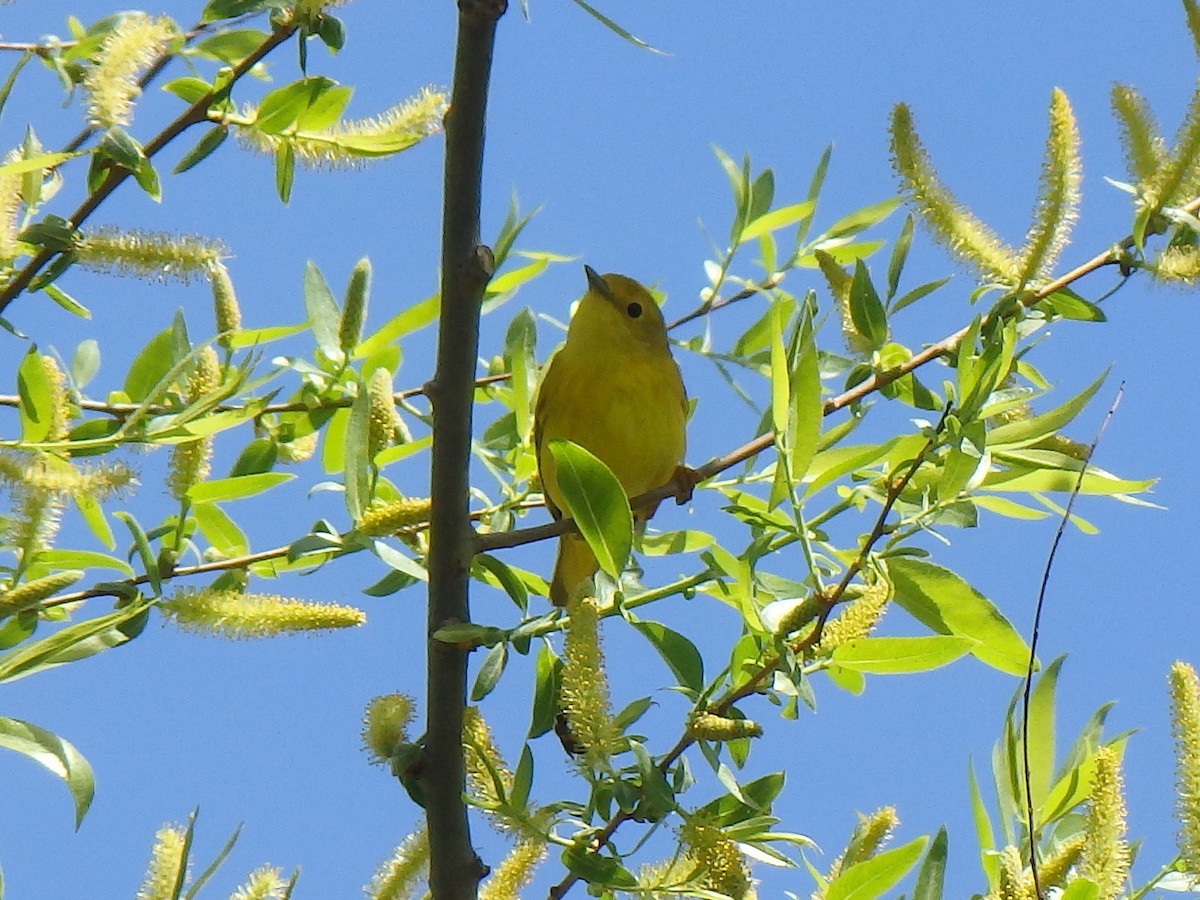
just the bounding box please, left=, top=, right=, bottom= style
left=550, top=534, right=597, bottom=607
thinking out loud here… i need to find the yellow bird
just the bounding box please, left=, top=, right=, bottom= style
left=534, top=266, right=689, bottom=606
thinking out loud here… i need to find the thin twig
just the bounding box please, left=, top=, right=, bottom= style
left=1019, top=383, right=1124, bottom=899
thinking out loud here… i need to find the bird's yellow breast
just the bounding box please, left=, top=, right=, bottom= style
left=535, top=325, right=686, bottom=517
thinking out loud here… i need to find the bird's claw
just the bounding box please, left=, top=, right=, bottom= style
left=671, top=465, right=701, bottom=505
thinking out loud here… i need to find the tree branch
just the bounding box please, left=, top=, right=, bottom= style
left=423, top=1, right=506, bottom=897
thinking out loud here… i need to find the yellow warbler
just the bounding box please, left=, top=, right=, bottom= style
left=534, top=266, right=689, bottom=606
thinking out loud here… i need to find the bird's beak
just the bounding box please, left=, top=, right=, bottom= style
left=584, top=265, right=615, bottom=303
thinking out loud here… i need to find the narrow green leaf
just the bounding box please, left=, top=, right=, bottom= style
left=824, top=197, right=901, bottom=240
left=274, top=140, right=294, bottom=203
left=191, top=501, right=249, bottom=557
left=565, top=0, right=665, bottom=54
left=788, top=313, right=822, bottom=481
left=888, top=557, right=1029, bottom=675
left=123, top=325, right=179, bottom=402
left=37, top=549, right=132, bottom=576
left=17, top=346, right=52, bottom=442
left=356, top=294, right=440, bottom=356
left=0, top=598, right=150, bottom=683
left=631, top=620, right=704, bottom=693
left=1039, top=289, right=1106, bottom=322
left=890, top=275, right=952, bottom=315
left=0, top=717, right=94, bottom=828
left=185, top=472, right=295, bottom=503
left=528, top=644, right=561, bottom=740
left=848, top=260, right=888, bottom=350
left=1059, top=879, right=1100, bottom=900
left=830, top=635, right=973, bottom=674
left=42, top=284, right=91, bottom=318
left=826, top=836, right=927, bottom=900
left=71, top=339, right=100, bottom=389
left=967, top=760, right=998, bottom=885
left=114, top=511, right=160, bottom=595
left=471, top=643, right=507, bottom=701
left=886, top=214, right=915, bottom=301
left=546, top=439, right=633, bottom=579
left=303, top=261, right=341, bottom=357
left=987, top=370, right=1107, bottom=448
left=181, top=819, right=242, bottom=900
left=173, top=126, right=228, bottom=175
left=475, top=553, right=528, bottom=613
left=1026, top=655, right=1065, bottom=810
left=912, top=826, right=947, bottom=900
left=693, top=772, right=786, bottom=826
left=740, top=200, right=816, bottom=245
left=343, top=380, right=371, bottom=521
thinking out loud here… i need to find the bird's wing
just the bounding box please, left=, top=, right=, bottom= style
left=532, top=352, right=563, bottom=520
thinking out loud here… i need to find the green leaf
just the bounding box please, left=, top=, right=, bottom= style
left=1040, top=288, right=1106, bottom=322
left=162, top=76, right=213, bottom=104
left=474, top=554, right=528, bottom=613
left=987, top=370, right=1107, bottom=448
left=565, top=0, right=665, bottom=54
left=830, top=635, right=974, bottom=674
left=343, top=379, right=372, bottom=521
left=638, top=529, right=714, bottom=556
left=912, top=826, right=947, bottom=900
left=824, top=197, right=901, bottom=239
left=17, top=346, right=52, bottom=442
left=43, top=283, right=91, bottom=318
left=275, top=140, right=294, bottom=203
left=825, top=836, right=927, bottom=900
left=1026, top=655, right=1065, bottom=810
left=888, top=557, right=1029, bottom=675
left=693, top=772, right=785, bottom=826
left=849, top=260, right=889, bottom=350
left=0, top=717, right=94, bottom=828
left=788, top=312, right=822, bottom=482
left=890, top=276, right=952, bottom=315
left=195, top=28, right=269, bottom=64
left=201, top=0, right=277, bottom=22
left=123, top=325, right=179, bottom=402
left=115, top=511, right=160, bottom=596
left=471, top=643, right=507, bottom=701
left=303, top=261, right=341, bottom=357
left=527, top=644, right=561, bottom=740
left=560, top=846, right=638, bottom=890
left=256, top=77, right=338, bottom=134
left=185, top=472, right=295, bottom=503
left=967, top=760, right=998, bottom=884
left=631, top=620, right=704, bottom=692
left=225, top=322, right=309, bottom=348
left=1060, top=879, right=1099, bottom=900
left=546, top=439, right=633, bottom=579
left=71, top=339, right=101, bottom=389
left=0, top=598, right=150, bottom=683
left=740, top=200, right=816, bottom=245
left=981, top=464, right=1153, bottom=497
left=173, top=126, right=228, bottom=175
left=37, top=549, right=132, bottom=576
left=356, top=294, right=439, bottom=355
left=191, top=502, right=249, bottom=557
left=886, top=214, right=915, bottom=301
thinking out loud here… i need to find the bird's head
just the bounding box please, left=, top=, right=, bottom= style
left=570, top=265, right=669, bottom=349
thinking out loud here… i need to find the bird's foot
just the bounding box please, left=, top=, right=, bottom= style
left=670, top=465, right=702, bottom=505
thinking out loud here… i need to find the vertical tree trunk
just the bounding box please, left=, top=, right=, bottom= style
left=424, top=1, right=506, bottom=897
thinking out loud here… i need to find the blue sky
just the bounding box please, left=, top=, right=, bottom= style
left=1, top=2, right=1197, bottom=898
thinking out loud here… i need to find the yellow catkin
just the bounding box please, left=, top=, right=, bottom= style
left=988, top=845, right=1036, bottom=900
left=478, top=841, right=547, bottom=900
left=1031, top=836, right=1083, bottom=893
left=339, top=257, right=371, bottom=352
left=276, top=431, right=319, bottom=464
left=209, top=261, right=242, bottom=349
left=818, top=806, right=898, bottom=896
left=0, top=569, right=83, bottom=617
left=365, top=825, right=429, bottom=900
left=135, top=824, right=188, bottom=900
left=463, top=706, right=514, bottom=826
left=1153, top=245, right=1200, bottom=286
left=40, top=355, right=74, bottom=441
left=84, top=13, right=177, bottom=127
left=356, top=498, right=432, bottom=536
left=160, top=588, right=365, bottom=639
left=1079, top=745, right=1130, bottom=900
left=687, top=712, right=763, bottom=741
left=75, top=227, right=227, bottom=284
left=814, top=250, right=872, bottom=355
left=230, top=866, right=286, bottom=900
left=362, top=694, right=415, bottom=765
left=367, top=367, right=400, bottom=458
left=560, top=596, right=618, bottom=768
left=5, top=483, right=62, bottom=561
left=0, top=148, right=22, bottom=260
left=681, top=818, right=756, bottom=900
left=166, top=347, right=220, bottom=500
left=1170, top=661, right=1200, bottom=874
left=813, top=576, right=892, bottom=654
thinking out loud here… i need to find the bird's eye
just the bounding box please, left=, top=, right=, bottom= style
left=626, top=302, right=643, bottom=319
